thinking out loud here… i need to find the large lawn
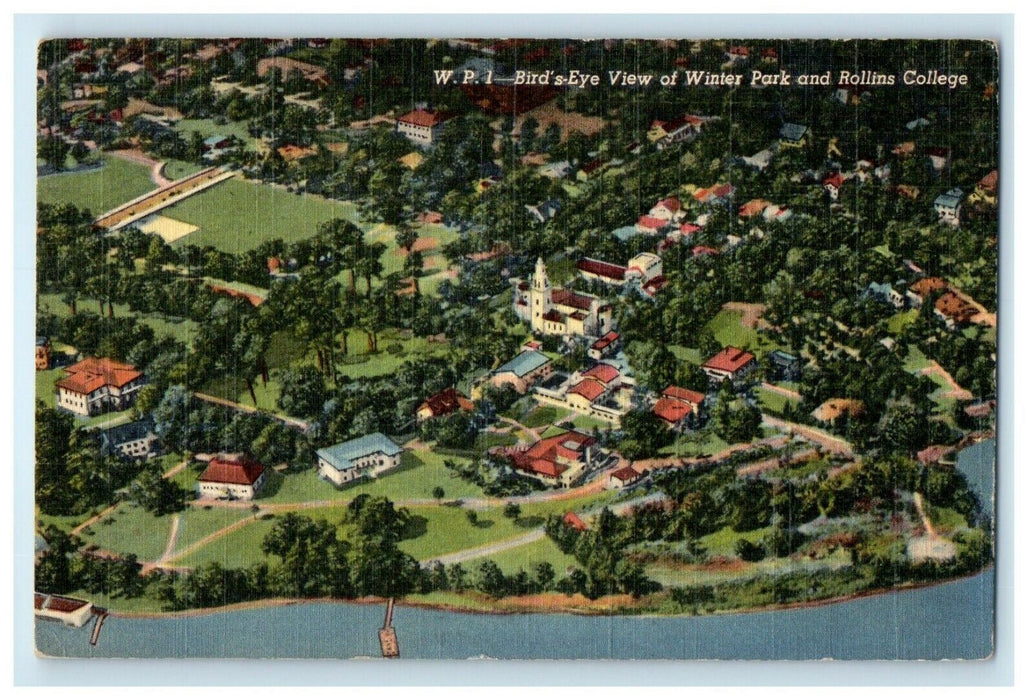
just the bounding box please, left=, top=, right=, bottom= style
left=172, top=118, right=263, bottom=151
left=398, top=505, right=533, bottom=561
left=707, top=309, right=781, bottom=355
left=754, top=386, right=800, bottom=414
left=261, top=449, right=488, bottom=505
left=162, top=177, right=362, bottom=253
left=37, top=155, right=155, bottom=216
left=78, top=503, right=176, bottom=562
left=463, top=536, right=578, bottom=576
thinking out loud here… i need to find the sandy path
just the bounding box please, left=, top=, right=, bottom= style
left=919, top=361, right=974, bottom=401
left=760, top=382, right=802, bottom=400
left=163, top=514, right=256, bottom=566
left=761, top=415, right=854, bottom=457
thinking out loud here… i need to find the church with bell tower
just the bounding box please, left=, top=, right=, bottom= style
left=513, top=257, right=614, bottom=339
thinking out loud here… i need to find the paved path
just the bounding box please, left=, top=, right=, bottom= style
left=423, top=529, right=548, bottom=566
left=70, top=504, right=119, bottom=536
left=631, top=435, right=789, bottom=474
left=761, top=415, right=854, bottom=457
left=93, top=167, right=235, bottom=231
left=161, top=513, right=257, bottom=566
left=143, top=514, right=183, bottom=573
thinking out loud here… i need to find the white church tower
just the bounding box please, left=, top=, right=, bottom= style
left=530, top=257, right=551, bottom=333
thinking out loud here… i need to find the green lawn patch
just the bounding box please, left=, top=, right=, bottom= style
left=463, top=536, right=577, bottom=576
left=37, top=292, right=199, bottom=348
left=698, top=526, right=770, bottom=558
left=659, top=431, right=731, bottom=458
left=524, top=405, right=563, bottom=428
left=754, top=386, right=800, bottom=415
left=37, top=154, right=155, bottom=216
left=887, top=309, right=919, bottom=335
left=261, top=449, right=487, bottom=505
left=706, top=309, right=779, bottom=355
left=667, top=344, right=703, bottom=364
left=172, top=118, right=263, bottom=151
left=163, top=177, right=362, bottom=253
left=79, top=503, right=176, bottom=562
left=398, top=505, right=531, bottom=561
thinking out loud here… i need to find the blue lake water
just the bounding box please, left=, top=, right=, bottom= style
left=35, top=441, right=996, bottom=660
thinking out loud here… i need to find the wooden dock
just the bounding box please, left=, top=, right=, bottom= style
left=378, top=597, right=400, bottom=658
left=89, top=607, right=108, bottom=646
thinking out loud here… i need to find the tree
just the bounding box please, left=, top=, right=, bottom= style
left=277, top=365, right=328, bottom=419
left=534, top=561, right=555, bottom=592
left=395, top=225, right=419, bottom=253
left=466, top=510, right=479, bottom=526
left=38, top=135, right=70, bottom=171
left=431, top=486, right=445, bottom=501
left=128, top=465, right=188, bottom=515
left=503, top=502, right=521, bottom=520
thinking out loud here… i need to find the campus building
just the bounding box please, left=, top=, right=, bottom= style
left=54, top=357, right=146, bottom=417
left=316, top=432, right=403, bottom=486
left=513, top=258, right=614, bottom=339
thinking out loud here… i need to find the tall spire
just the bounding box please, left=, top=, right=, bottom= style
left=533, top=257, right=549, bottom=290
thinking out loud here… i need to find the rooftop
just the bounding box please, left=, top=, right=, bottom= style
left=702, top=346, right=756, bottom=374
left=199, top=454, right=266, bottom=486
left=55, top=357, right=141, bottom=395
left=317, top=433, right=402, bottom=470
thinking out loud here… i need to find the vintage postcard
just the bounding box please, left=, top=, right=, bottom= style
left=32, top=37, right=998, bottom=660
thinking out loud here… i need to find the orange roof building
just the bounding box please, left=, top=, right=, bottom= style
left=653, top=385, right=706, bottom=427
left=396, top=109, right=454, bottom=145
left=197, top=454, right=267, bottom=501
left=55, top=357, right=145, bottom=417
left=702, top=347, right=757, bottom=383
left=417, top=388, right=475, bottom=422
left=509, top=430, right=596, bottom=487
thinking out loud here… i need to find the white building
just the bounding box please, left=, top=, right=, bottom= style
left=55, top=357, right=145, bottom=417
left=317, top=432, right=403, bottom=487
left=396, top=109, right=453, bottom=145
left=514, top=258, right=614, bottom=339
left=197, top=454, right=267, bottom=501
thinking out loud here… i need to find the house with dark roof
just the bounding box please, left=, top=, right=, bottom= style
left=934, top=187, right=965, bottom=226
left=97, top=419, right=161, bottom=460
left=197, top=454, right=267, bottom=501
left=588, top=330, right=621, bottom=360
left=55, top=357, right=145, bottom=417
left=701, top=346, right=757, bottom=384
left=766, top=350, right=803, bottom=383
left=934, top=291, right=979, bottom=329
left=525, top=199, right=561, bottom=224
left=779, top=123, right=810, bottom=149
left=608, top=466, right=643, bottom=489
left=417, top=387, right=475, bottom=423
left=316, top=433, right=403, bottom=486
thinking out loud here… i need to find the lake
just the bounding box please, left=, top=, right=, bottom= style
left=35, top=441, right=995, bottom=660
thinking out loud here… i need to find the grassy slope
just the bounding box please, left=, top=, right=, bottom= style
left=37, top=155, right=155, bottom=216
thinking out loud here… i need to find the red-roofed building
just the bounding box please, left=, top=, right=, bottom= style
left=576, top=258, right=627, bottom=283
left=702, top=346, right=757, bottom=383
left=649, top=197, right=685, bottom=222
left=589, top=331, right=621, bottom=360
left=509, top=430, right=597, bottom=487
left=823, top=173, right=847, bottom=200
left=609, top=466, right=642, bottom=489
left=563, top=511, right=589, bottom=531
left=197, top=454, right=267, bottom=501
left=417, top=387, right=475, bottom=422
left=396, top=109, right=454, bottom=145
left=653, top=384, right=706, bottom=430
left=692, top=245, right=720, bottom=257
left=567, top=378, right=606, bottom=403
left=636, top=215, right=669, bottom=232
left=55, top=357, right=145, bottom=417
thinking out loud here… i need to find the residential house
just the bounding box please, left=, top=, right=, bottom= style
left=934, top=291, right=979, bottom=329
left=202, top=134, right=232, bottom=152
left=652, top=385, right=706, bottom=430
left=316, top=433, right=403, bottom=487
left=779, top=123, right=810, bottom=149
left=55, top=357, right=145, bottom=417
left=588, top=330, right=621, bottom=360
left=823, top=173, right=847, bottom=200
left=97, top=419, right=161, bottom=460
left=863, top=282, right=906, bottom=309
left=489, top=349, right=553, bottom=394
left=564, top=363, right=622, bottom=413
left=934, top=187, right=965, bottom=226
left=525, top=199, right=561, bottom=224
left=969, top=170, right=998, bottom=207
left=508, top=430, right=597, bottom=487
left=197, top=454, right=267, bottom=501
left=701, top=346, right=757, bottom=384
left=36, top=336, right=51, bottom=370
left=608, top=466, right=643, bottom=490
left=513, top=258, right=614, bottom=339
left=690, top=182, right=735, bottom=205
left=907, top=277, right=948, bottom=308
left=766, top=350, right=803, bottom=382
left=395, top=109, right=454, bottom=145
left=563, top=511, right=589, bottom=531
left=416, top=387, right=475, bottom=423
left=648, top=196, right=685, bottom=222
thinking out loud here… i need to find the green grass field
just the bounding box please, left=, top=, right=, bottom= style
left=698, top=526, right=770, bottom=558
left=463, top=536, right=578, bottom=576
left=707, top=309, right=780, bottom=355
left=754, top=386, right=800, bottom=414
left=398, top=505, right=532, bottom=561
left=262, top=449, right=487, bottom=505
left=79, top=503, right=176, bottom=562
left=659, top=431, right=731, bottom=458
left=887, top=309, right=919, bottom=335
left=37, top=155, right=155, bottom=216
left=163, top=177, right=362, bottom=253
left=172, top=118, right=263, bottom=151
left=667, top=344, right=703, bottom=364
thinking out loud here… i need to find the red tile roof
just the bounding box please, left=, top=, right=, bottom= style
left=739, top=198, right=771, bottom=218
left=512, top=430, right=595, bottom=479
left=563, top=512, right=588, bottom=531
left=199, top=454, right=266, bottom=486
left=397, top=109, right=452, bottom=128
left=551, top=289, right=594, bottom=311
left=693, top=246, right=719, bottom=257
left=679, top=223, right=701, bottom=235
left=591, top=330, right=620, bottom=350
left=419, top=388, right=474, bottom=418
left=654, top=197, right=682, bottom=213
left=55, top=357, right=141, bottom=395
left=703, top=346, right=756, bottom=374
left=653, top=397, right=695, bottom=424
left=568, top=378, right=606, bottom=402
left=909, top=277, right=948, bottom=299
left=824, top=173, right=846, bottom=189
left=577, top=257, right=626, bottom=281
left=611, top=466, right=641, bottom=483
left=662, top=385, right=706, bottom=404
left=583, top=363, right=620, bottom=384
left=637, top=215, right=668, bottom=230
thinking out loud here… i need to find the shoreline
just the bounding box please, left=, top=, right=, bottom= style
left=108, top=565, right=991, bottom=621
